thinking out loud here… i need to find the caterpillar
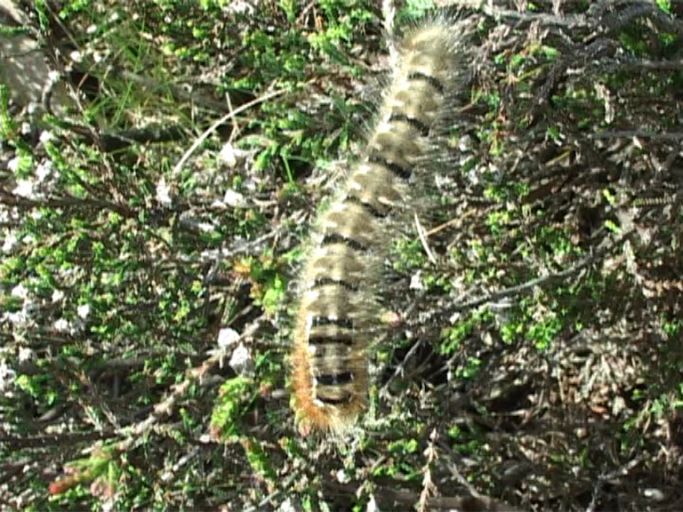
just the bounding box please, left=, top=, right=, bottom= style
left=291, top=18, right=473, bottom=434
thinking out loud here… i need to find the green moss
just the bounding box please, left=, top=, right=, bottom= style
left=210, top=376, right=254, bottom=441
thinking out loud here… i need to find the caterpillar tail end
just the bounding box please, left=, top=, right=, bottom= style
left=290, top=333, right=367, bottom=435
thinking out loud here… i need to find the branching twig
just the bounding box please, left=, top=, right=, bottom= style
left=47, top=316, right=267, bottom=493
left=447, top=230, right=634, bottom=313
left=591, top=130, right=683, bottom=141
left=173, top=87, right=287, bottom=174
left=324, top=480, right=525, bottom=512
left=586, top=456, right=644, bottom=512
left=114, top=317, right=265, bottom=450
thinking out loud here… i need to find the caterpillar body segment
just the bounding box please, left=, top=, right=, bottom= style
left=291, top=19, right=472, bottom=434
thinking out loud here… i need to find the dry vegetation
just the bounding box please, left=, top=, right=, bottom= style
left=1, top=0, right=682, bottom=510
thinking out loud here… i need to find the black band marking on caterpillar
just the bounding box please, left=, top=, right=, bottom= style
left=367, top=155, right=412, bottom=181
left=407, top=71, right=445, bottom=93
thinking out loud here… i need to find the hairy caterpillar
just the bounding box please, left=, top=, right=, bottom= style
left=291, top=18, right=472, bottom=433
